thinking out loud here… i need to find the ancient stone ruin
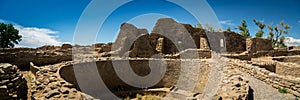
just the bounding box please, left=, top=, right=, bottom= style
left=0, top=18, right=300, bottom=100
left=0, top=63, right=27, bottom=99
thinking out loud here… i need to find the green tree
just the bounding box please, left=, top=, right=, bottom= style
left=267, top=25, right=275, bottom=46
left=278, top=36, right=287, bottom=47
left=238, top=20, right=251, bottom=38
left=267, top=21, right=291, bottom=48
left=267, top=25, right=274, bottom=40
left=253, top=19, right=266, bottom=37
left=226, top=27, right=231, bottom=32
left=205, top=23, right=214, bottom=32
left=197, top=23, right=203, bottom=29
left=0, top=23, right=22, bottom=48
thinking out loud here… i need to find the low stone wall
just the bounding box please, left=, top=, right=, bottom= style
left=273, top=56, right=300, bottom=65
left=251, top=60, right=277, bottom=73
left=180, top=49, right=211, bottom=59
left=251, top=58, right=300, bottom=78
left=223, top=50, right=300, bottom=60
left=164, top=49, right=211, bottom=59
left=0, top=63, right=27, bottom=99
left=98, top=43, right=113, bottom=53
left=288, top=46, right=300, bottom=50
left=252, top=49, right=300, bottom=58
left=222, top=53, right=251, bottom=61
left=276, top=62, right=300, bottom=77
left=0, top=48, right=72, bottom=70
left=59, top=59, right=212, bottom=97
left=228, top=59, right=300, bottom=97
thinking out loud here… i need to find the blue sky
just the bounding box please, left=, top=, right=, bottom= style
left=0, top=0, right=300, bottom=47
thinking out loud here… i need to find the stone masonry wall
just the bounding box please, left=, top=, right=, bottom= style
left=273, top=56, right=300, bottom=65
left=224, top=32, right=246, bottom=53
left=164, top=49, right=211, bottom=59
left=0, top=63, right=27, bottom=100
left=206, top=32, right=226, bottom=52
left=59, top=59, right=212, bottom=97
left=0, top=48, right=72, bottom=70
left=246, top=38, right=273, bottom=53
left=214, top=65, right=251, bottom=100
left=59, top=60, right=181, bottom=91
left=228, top=59, right=300, bottom=97
left=276, top=62, right=300, bottom=77
left=30, top=62, right=94, bottom=99
left=224, top=49, right=300, bottom=60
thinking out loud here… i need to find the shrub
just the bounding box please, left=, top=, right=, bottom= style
left=278, top=87, right=288, bottom=93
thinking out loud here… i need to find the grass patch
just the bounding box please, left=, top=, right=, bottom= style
left=278, top=87, right=288, bottom=93
left=143, top=95, right=161, bottom=100
left=123, top=93, right=163, bottom=100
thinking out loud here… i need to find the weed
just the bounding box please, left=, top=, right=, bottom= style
left=278, top=87, right=288, bottom=93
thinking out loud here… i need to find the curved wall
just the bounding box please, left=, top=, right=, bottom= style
left=59, top=59, right=211, bottom=94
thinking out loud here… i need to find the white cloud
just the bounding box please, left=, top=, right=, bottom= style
left=0, top=19, right=63, bottom=48
left=298, top=20, right=300, bottom=23
left=219, top=20, right=235, bottom=26
left=284, top=37, right=300, bottom=46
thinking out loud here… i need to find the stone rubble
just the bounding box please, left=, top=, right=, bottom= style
left=213, top=64, right=252, bottom=100
left=30, top=62, right=95, bottom=100
left=0, top=63, right=27, bottom=100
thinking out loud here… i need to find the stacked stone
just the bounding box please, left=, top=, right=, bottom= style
left=30, top=62, right=94, bottom=100
left=0, top=63, right=27, bottom=100
left=214, top=64, right=251, bottom=100
left=228, top=58, right=300, bottom=97
left=246, top=38, right=273, bottom=54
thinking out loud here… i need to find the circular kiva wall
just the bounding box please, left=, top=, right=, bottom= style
left=59, top=59, right=212, bottom=98
left=59, top=59, right=182, bottom=91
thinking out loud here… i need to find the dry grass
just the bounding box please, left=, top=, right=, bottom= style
left=124, top=93, right=163, bottom=100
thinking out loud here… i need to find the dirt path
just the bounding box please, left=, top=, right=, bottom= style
left=200, top=58, right=225, bottom=100
left=242, top=72, right=296, bottom=100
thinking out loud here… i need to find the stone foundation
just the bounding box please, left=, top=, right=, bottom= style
left=214, top=65, right=252, bottom=100
left=228, top=59, right=300, bottom=97
left=0, top=48, right=72, bottom=70
left=30, top=62, right=94, bottom=99
left=273, top=56, right=300, bottom=65
left=276, top=62, right=300, bottom=77
left=164, top=49, right=211, bottom=59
